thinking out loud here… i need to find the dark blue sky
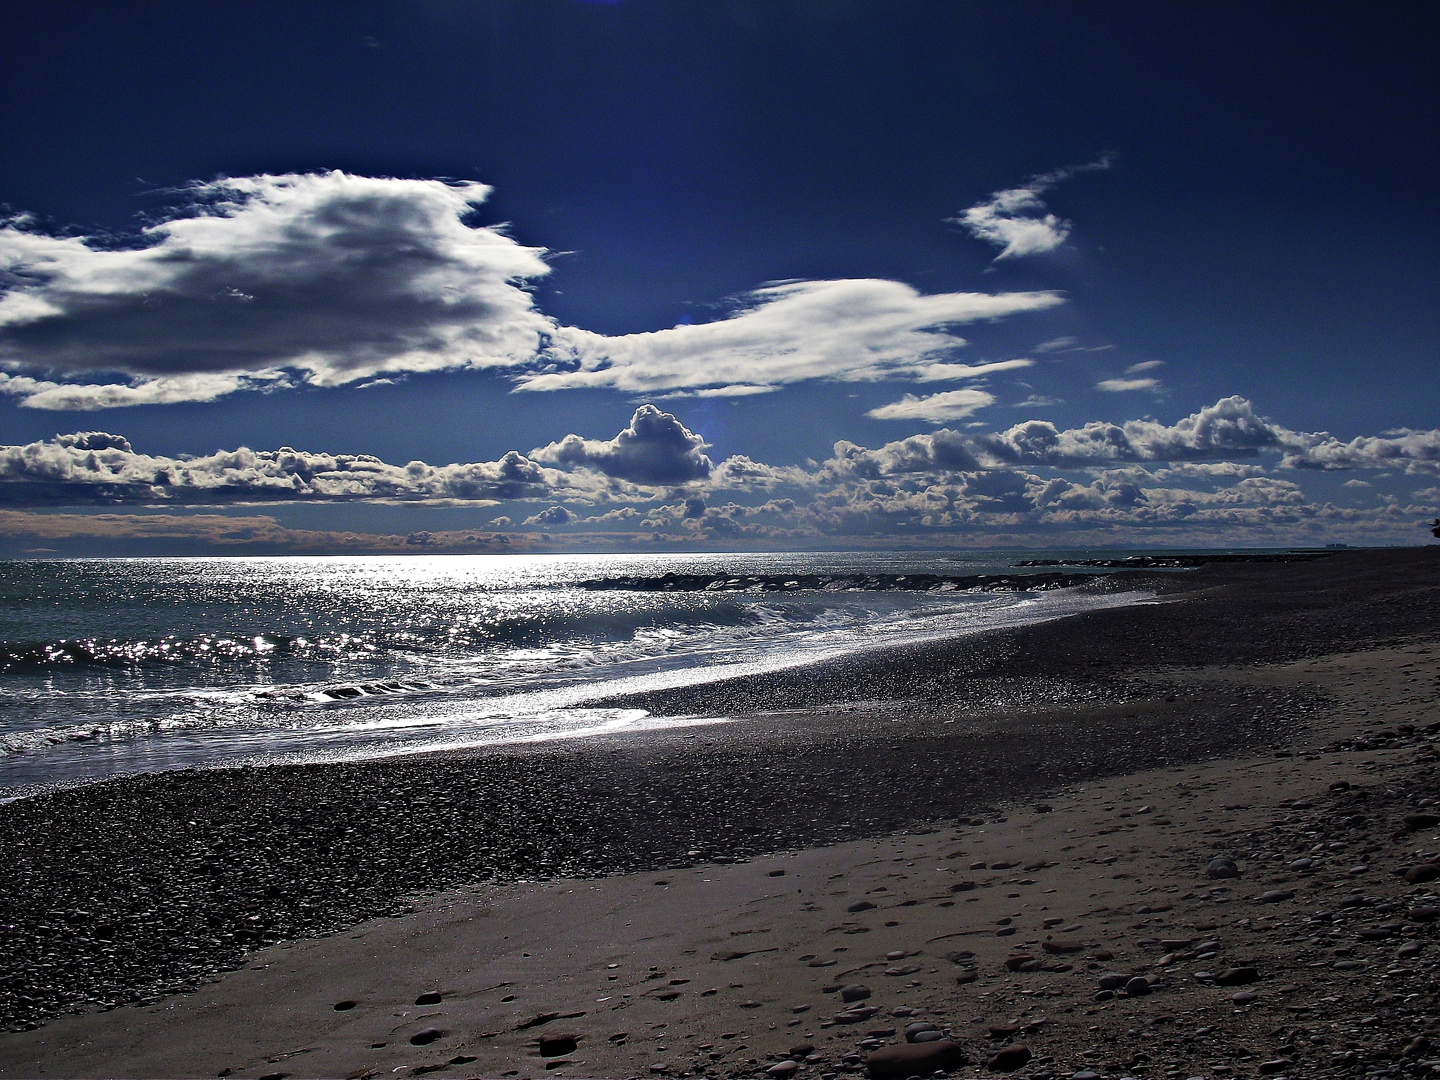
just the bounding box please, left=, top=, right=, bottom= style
left=0, top=1, right=1436, bottom=553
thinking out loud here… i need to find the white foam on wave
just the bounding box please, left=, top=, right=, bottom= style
left=1, top=583, right=1154, bottom=791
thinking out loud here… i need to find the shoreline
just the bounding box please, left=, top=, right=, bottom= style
left=0, top=549, right=1436, bottom=1077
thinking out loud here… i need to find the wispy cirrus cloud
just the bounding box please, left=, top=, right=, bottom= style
left=955, top=156, right=1112, bottom=261
left=1096, top=376, right=1160, bottom=392
left=865, top=388, right=995, bottom=423
left=524, top=279, right=1061, bottom=394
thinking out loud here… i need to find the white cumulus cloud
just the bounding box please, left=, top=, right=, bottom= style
left=530, top=404, right=713, bottom=485
left=0, top=172, right=555, bottom=405
left=0, top=174, right=1070, bottom=408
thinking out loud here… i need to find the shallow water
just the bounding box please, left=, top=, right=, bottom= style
left=0, top=551, right=1147, bottom=792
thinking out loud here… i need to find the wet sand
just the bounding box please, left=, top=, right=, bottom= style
left=0, top=548, right=1437, bottom=1078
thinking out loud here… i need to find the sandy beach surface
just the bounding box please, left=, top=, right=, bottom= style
left=2, top=549, right=1438, bottom=1079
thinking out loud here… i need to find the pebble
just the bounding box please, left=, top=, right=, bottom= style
left=1214, top=966, right=1259, bottom=986
left=1125, top=976, right=1151, bottom=996
left=840, top=984, right=871, bottom=1003
left=865, top=1039, right=968, bottom=1079
left=410, top=1027, right=446, bottom=1046
left=538, top=1035, right=577, bottom=1057
left=987, top=1044, right=1033, bottom=1072
left=414, top=991, right=442, bottom=1006
left=1258, top=889, right=1294, bottom=903
left=765, top=1061, right=798, bottom=1077
left=1404, top=864, right=1440, bottom=883
left=1207, top=858, right=1240, bottom=879
left=1098, top=973, right=1134, bottom=990
left=1404, top=813, right=1440, bottom=830
left=847, top=901, right=877, bottom=913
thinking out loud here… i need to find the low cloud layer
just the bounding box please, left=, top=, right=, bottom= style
left=0, top=173, right=1064, bottom=407
left=0, top=430, right=557, bottom=506
left=832, top=397, right=1440, bottom=476
left=4, top=396, right=1437, bottom=551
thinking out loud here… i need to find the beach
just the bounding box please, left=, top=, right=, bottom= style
left=1, top=547, right=1438, bottom=1079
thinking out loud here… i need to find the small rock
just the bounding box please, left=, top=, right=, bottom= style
left=1125, top=976, right=1151, bottom=996
left=1398, top=940, right=1425, bottom=957
left=1231, top=991, right=1259, bottom=1004
left=847, top=901, right=877, bottom=913
left=333, top=1000, right=357, bottom=1011
left=415, top=992, right=442, bottom=1006
left=1098, top=973, right=1134, bottom=990
left=1207, top=858, right=1240, bottom=879
left=410, top=1028, right=446, bottom=1046
left=1404, top=863, right=1440, bottom=884
left=986, top=1044, right=1032, bottom=1072
left=1403, top=1036, right=1431, bottom=1058
left=1404, top=813, right=1440, bottom=831
left=538, top=1035, right=578, bottom=1057
left=1410, top=905, right=1439, bottom=922
left=766, top=1061, right=798, bottom=1078
left=865, top=1039, right=968, bottom=1079
left=840, top=984, right=871, bottom=1003
left=910, top=1030, right=944, bottom=1043
left=789, top=1043, right=815, bottom=1058
left=1258, top=890, right=1294, bottom=903
left=1213, top=965, right=1259, bottom=986
left=1258, top=1059, right=1291, bottom=1074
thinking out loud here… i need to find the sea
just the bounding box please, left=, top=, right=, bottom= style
left=0, top=551, right=1157, bottom=796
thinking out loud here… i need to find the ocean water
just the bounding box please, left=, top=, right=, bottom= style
left=0, top=552, right=1150, bottom=794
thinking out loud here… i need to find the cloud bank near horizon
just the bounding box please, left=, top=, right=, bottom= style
left=3, top=400, right=1435, bottom=553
